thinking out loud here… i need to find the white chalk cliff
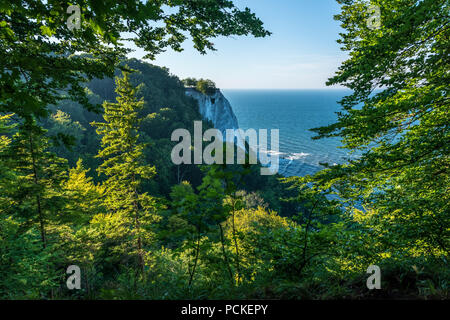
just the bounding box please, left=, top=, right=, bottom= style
left=185, top=88, right=246, bottom=150
left=186, top=87, right=278, bottom=175
left=185, top=88, right=239, bottom=134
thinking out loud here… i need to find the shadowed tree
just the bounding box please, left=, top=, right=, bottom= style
left=1, top=118, right=68, bottom=249
left=312, top=0, right=449, bottom=255
left=1, top=0, right=271, bottom=121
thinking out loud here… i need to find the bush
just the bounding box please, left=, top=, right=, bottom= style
left=196, top=79, right=217, bottom=95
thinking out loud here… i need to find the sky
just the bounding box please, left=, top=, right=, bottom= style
left=129, top=0, right=348, bottom=89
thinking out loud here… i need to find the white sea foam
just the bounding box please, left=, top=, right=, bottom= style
left=284, top=152, right=310, bottom=161
left=258, top=149, right=286, bottom=157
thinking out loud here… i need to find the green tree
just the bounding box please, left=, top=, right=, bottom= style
left=1, top=0, right=270, bottom=121
left=312, top=0, right=449, bottom=256
left=0, top=116, right=69, bottom=298
left=46, top=110, right=86, bottom=166
left=2, top=118, right=68, bottom=249
left=223, top=205, right=292, bottom=283
left=62, top=159, right=105, bottom=225
left=182, top=78, right=198, bottom=87
left=196, top=79, right=217, bottom=95
left=169, top=181, right=204, bottom=286
left=281, top=176, right=343, bottom=277
left=0, top=114, right=16, bottom=213
left=92, top=71, right=160, bottom=275
left=168, top=164, right=250, bottom=287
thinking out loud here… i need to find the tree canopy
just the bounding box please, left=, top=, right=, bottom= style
left=0, top=0, right=448, bottom=300
left=1, top=0, right=270, bottom=120
left=312, top=0, right=449, bottom=256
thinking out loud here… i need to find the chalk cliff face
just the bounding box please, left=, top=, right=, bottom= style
left=185, top=88, right=239, bottom=135
left=186, top=87, right=278, bottom=175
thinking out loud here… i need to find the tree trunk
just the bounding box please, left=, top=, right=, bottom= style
left=132, top=174, right=144, bottom=275
left=29, top=131, right=46, bottom=248
left=188, top=228, right=201, bottom=287
left=231, top=198, right=241, bottom=283
left=218, top=223, right=234, bottom=285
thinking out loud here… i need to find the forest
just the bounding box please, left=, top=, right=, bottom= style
left=0, top=0, right=448, bottom=299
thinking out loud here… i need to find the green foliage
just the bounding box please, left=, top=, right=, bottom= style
left=309, top=0, right=449, bottom=298
left=182, top=78, right=217, bottom=95
left=1, top=0, right=448, bottom=300
left=92, top=71, right=161, bottom=274
left=62, top=159, right=106, bottom=225
left=311, top=0, right=449, bottom=255
left=182, top=78, right=198, bottom=88
left=0, top=116, right=72, bottom=298
left=1, top=0, right=270, bottom=120
left=196, top=79, right=217, bottom=95
left=0, top=217, right=62, bottom=299
left=2, top=119, right=68, bottom=248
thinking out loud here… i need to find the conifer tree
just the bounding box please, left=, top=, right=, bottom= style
left=92, top=71, right=159, bottom=275
left=0, top=114, right=16, bottom=213
left=2, top=118, right=68, bottom=249
left=62, top=159, right=106, bottom=225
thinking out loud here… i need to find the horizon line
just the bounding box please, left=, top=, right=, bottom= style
left=219, top=87, right=350, bottom=90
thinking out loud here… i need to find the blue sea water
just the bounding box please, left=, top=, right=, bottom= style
left=222, top=89, right=355, bottom=177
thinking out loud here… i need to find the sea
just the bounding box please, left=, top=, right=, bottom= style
left=222, top=89, right=355, bottom=177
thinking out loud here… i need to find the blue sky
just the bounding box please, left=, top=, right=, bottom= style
left=130, top=0, right=347, bottom=89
